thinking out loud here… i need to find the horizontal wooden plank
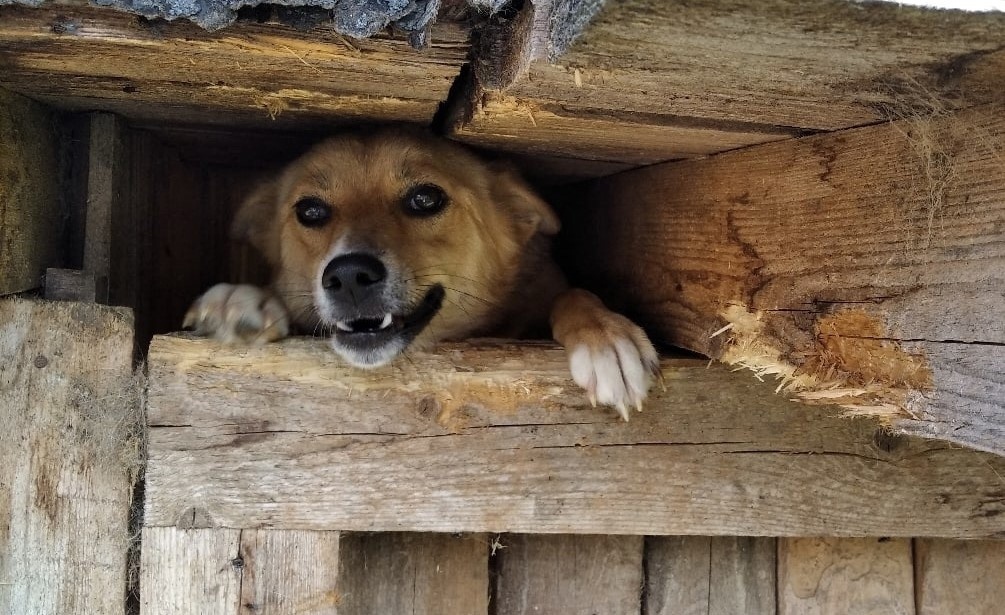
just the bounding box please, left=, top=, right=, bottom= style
left=0, top=298, right=137, bottom=614
left=455, top=0, right=1005, bottom=164
left=561, top=103, right=1005, bottom=455
left=144, top=335, right=1005, bottom=537
left=0, top=89, right=63, bottom=294
left=0, top=3, right=468, bottom=130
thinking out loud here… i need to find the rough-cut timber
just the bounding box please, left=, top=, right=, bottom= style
left=0, top=90, right=63, bottom=295
left=778, top=538, right=915, bottom=615
left=562, top=103, right=1005, bottom=455
left=492, top=534, right=643, bottom=615
left=337, top=533, right=487, bottom=615
left=145, top=336, right=1005, bottom=537
left=644, top=537, right=777, bottom=615
left=914, top=539, right=1005, bottom=615
left=140, top=527, right=342, bottom=615
left=454, top=0, right=1005, bottom=166
left=0, top=299, right=137, bottom=614
left=0, top=2, right=468, bottom=131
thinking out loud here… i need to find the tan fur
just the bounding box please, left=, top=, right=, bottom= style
left=187, top=126, right=658, bottom=418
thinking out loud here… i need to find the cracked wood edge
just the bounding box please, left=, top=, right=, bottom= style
left=143, top=335, right=1005, bottom=536
left=561, top=103, right=1005, bottom=455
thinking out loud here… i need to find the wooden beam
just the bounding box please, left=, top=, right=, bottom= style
left=778, top=538, right=915, bottom=615
left=492, top=535, right=643, bottom=615
left=337, top=533, right=488, bottom=615
left=144, top=336, right=1005, bottom=537
left=561, top=103, right=1005, bottom=455
left=0, top=298, right=137, bottom=614
left=0, top=90, right=63, bottom=294
left=453, top=0, right=1005, bottom=166
left=139, top=528, right=244, bottom=615
left=0, top=3, right=469, bottom=131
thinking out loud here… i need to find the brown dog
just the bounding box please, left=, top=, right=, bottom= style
left=184, top=126, right=658, bottom=419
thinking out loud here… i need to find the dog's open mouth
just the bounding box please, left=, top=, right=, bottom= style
left=330, top=284, right=445, bottom=364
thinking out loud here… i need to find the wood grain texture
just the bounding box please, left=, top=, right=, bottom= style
left=562, top=104, right=1005, bottom=455
left=0, top=90, right=63, bottom=294
left=708, top=537, right=776, bottom=615
left=144, top=336, right=1005, bottom=537
left=238, top=530, right=341, bottom=615
left=778, top=538, right=915, bottom=615
left=337, top=532, right=487, bottom=615
left=456, top=0, right=1005, bottom=164
left=0, top=298, right=136, bottom=615
left=493, top=534, right=643, bottom=615
left=0, top=3, right=468, bottom=131
left=914, top=539, right=1005, bottom=615
left=644, top=537, right=711, bottom=615
left=140, top=527, right=243, bottom=615
left=83, top=113, right=130, bottom=306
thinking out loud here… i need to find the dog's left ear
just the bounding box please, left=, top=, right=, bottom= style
left=232, top=178, right=281, bottom=265
left=491, top=165, right=561, bottom=240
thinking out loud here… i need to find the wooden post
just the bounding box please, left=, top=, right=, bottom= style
left=0, top=90, right=64, bottom=294
left=0, top=298, right=138, bottom=614
left=562, top=103, right=1005, bottom=455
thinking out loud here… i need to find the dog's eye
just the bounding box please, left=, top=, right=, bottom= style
left=294, top=197, right=332, bottom=228
left=403, top=184, right=447, bottom=217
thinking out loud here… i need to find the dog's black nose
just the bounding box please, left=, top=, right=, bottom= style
left=322, top=253, right=387, bottom=302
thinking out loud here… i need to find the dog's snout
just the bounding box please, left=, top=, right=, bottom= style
left=322, top=253, right=387, bottom=301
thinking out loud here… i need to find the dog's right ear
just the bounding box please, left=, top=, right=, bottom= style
left=231, top=179, right=281, bottom=265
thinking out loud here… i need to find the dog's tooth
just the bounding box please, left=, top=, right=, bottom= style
left=335, top=321, right=353, bottom=332
left=379, top=313, right=393, bottom=329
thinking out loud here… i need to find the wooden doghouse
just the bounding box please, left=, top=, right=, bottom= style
left=2, top=1, right=1004, bottom=613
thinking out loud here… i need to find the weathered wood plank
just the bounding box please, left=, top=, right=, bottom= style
left=493, top=534, right=643, bottom=615
left=144, top=336, right=1005, bottom=537
left=82, top=113, right=130, bottom=305
left=914, top=539, right=1005, bottom=615
left=778, top=538, right=915, bottom=615
left=0, top=3, right=468, bottom=131
left=644, top=537, right=777, bottom=615
left=0, top=298, right=137, bottom=614
left=562, top=103, right=1005, bottom=455
left=238, top=529, right=341, bottom=615
left=43, top=268, right=98, bottom=302
left=139, top=527, right=243, bottom=615
left=0, top=90, right=63, bottom=294
left=708, top=537, right=776, bottom=615
left=644, top=537, right=711, bottom=615
left=337, top=533, right=487, bottom=615
left=456, top=0, right=1005, bottom=164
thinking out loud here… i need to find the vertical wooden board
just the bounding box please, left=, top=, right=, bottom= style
left=0, top=90, right=63, bottom=294
left=915, top=539, right=1005, bottom=615
left=0, top=298, right=137, bottom=614
left=708, top=537, right=776, bottom=615
left=779, top=537, right=915, bottom=615
left=239, top=529, right=342, bottom=615
left=337, top=532, right=488, bottom=615
left=494, top=534, right=644, bottom=615
left=140, top=527, right=242, bottom=615
left=644, top=536, right=711, bottom=615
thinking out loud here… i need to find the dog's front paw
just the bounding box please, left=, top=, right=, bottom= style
left=183, top=283, right=290, bottom=344
left=552, top=290, right=660, bottom=421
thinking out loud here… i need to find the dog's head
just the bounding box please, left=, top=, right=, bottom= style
left=234, top=126, right=559, bottom=367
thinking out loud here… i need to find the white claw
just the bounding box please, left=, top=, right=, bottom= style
left=616, top=402, right=629, bottom=422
